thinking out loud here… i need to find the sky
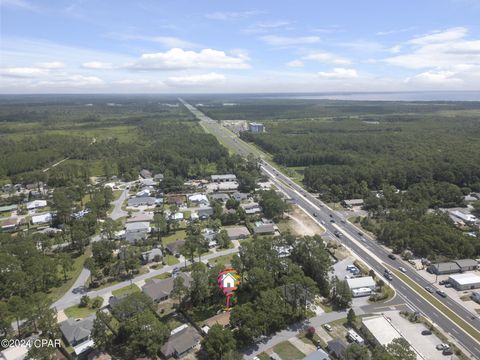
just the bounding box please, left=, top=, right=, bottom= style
left=1, top=0, right=480, bottom=93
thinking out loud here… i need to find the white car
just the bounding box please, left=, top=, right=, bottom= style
left=399, top=267, right=407, bottom=273
left=323, top=324, right=332, bottom=332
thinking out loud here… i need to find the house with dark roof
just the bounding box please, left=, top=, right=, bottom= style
left=161, top=326, right=201, bottom=359
left=142, top=273, right=191, bottom=303
left=225, top=226, right=250, bottom=240
left=166, top=240, right=186, bottom=255
left=126, top=231, right=148, bottom=244
left=59, top=315, right=95, bottom=355
left=327, top=339, right=347, bottom=360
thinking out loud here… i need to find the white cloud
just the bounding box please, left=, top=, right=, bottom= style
left=405, top=70, right=463, bottom=86
left=243, top=21, right=293, bottom=34
left=303, top=51, right=351, bottom=64
left=0, top=0, right=37, bottom=11
left=165, top=72, right=226, bottom=86
left=287, top=60, right=304, bottom=67
left=37, top=61, right=65, bottom=69
left=259, top=35, right=320, bottom=46
left=376, top=27, right=415, bottom=36
left=384, top=27, right=480, bottom=69
left=409, top=27, right=467, bottom=45
left=318, top=68, right=358, bottom=79
left=205, top=11, right=262, bottom=20
left=106, top=33, right=197, bottom=48
left=128, top=48, right=250, bottom=70
left=0, top=67, right=48, bottom=77
left=82, top=61, right=114, bottom=69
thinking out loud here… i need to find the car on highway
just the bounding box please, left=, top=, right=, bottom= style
left=384, top=273, right=393, bottom=280
left=399, top=267, right=407, bottom=273
left=436, top=290, right=448, bottom=298
left=358, top=232, right=363, bottom=236
left=388, top=254, right=397, bottom=260
left=425, top=286, right=434, bottom=293
left=329, top=214, right=333, bottom=218
left=313, top=212, right=318, bottom=217
left=421, top=330, right=432, bottom=335
left=340, top=219, right=346, bottom=224
left=334, top=231, right=342, bottom=237
left=321, top=220, right=326, bottom=225
left=330, top=219, right=335, bottom=223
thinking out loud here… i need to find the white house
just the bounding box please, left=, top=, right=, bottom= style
left=189, top=194, right=209, bottom=206
left=27, top=199, right=47, bottom=210
left=173, top=212, right=184, bottom=221
left=31, top=213, right=52, bottom=225
left=346, top=277, right=376, bottom=291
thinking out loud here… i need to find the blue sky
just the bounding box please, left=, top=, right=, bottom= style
left=1, top=0, right=480, bottom=93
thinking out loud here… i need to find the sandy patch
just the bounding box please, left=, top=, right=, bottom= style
left=285, top=206, right=325, bottom=236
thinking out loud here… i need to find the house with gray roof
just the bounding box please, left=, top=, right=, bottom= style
left=126, top=231, right=148, bottom=244
left=428, top=262, right=461, bottom=275
left=127, top=197, right=157, bottom=207
left=141, top=248, right=163, bottom=263
left=455, top=259, right=478, bottom=272
left=161, top=326, right=201, bottom=359
left=166, top=240, right=186, bottom=255
left=231, top=191, right=249, bottom=202
left=253, top=223, right=276, bottom=235
left=225, top=226, right=250, bottom=240
left=142, top=273, right=192, bottom=303
left=209, top=193, right=230, bottom=202
left=140, top=169, right=152, bottom=179
left=59, top=315, right=95, bottom=354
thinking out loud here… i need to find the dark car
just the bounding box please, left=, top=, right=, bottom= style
left=439, top=280, right=446, bottom=285
left=358, top=232, right=363, bottom=236
left=388, top=254, right=397, bottom=260
left=436, top=290, right=447, bottom=298
left=421, top=330, right=432, bottom=335
left=313, top=212, right=318, bottom=217
left=329, top=214, right=333, bottom=218
left=442, top=349, right=453, bottom=356
left=330, top=219, right=335, bottom=223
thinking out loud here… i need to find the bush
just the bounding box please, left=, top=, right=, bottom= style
left=91, top=297, right=103, bottom=309
left=80, top=295, right=90, bottom=308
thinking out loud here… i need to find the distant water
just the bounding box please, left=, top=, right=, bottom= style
left=264, top=91, right=480, bottom=101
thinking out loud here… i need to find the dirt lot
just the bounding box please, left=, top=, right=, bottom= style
left=283, top=206, right=325, bottom=236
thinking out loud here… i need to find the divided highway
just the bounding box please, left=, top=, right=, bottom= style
left=180, top=98, right=480, bottom=359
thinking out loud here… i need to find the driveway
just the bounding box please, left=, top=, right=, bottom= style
left=111, top=188, right=129, bottom=220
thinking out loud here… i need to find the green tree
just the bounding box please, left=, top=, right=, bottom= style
left=347, top=308, right=357, bottom=326
left=190, top=263, right=210, bottom=306
left=216, top=229, right=232, bottom=249
left=201, top=324, right=237, bottom=360
left=385, top=338, right=416, bottom=360
left=91, top=312, right=113, bottom=349
left=331, top=278, right=352, bottom=309
left=259, top=189, right=288, bottom=220
left=345, top=343, right=371, bottom=360
left=170, top=276, right=188, bottom=306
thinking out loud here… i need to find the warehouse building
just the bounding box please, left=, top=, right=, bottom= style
left=428, top=262, right=460, bottom=275
left=249, top=122, right=264, bottom=133
left=361, top=315, right=401, bottom=347
left=448, top=273, right=480, bottom=291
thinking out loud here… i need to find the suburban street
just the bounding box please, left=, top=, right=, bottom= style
left=180, top=98, right=480, bottom=359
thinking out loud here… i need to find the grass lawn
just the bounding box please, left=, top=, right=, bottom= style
left=111, top=284, right=140, bottom=297
left=64, top=304, right=96, bottom=319
left=387, top=265, right=480, bottom=342
left=257, top=353, right=270, bottom=360
left=208, top=254, right=234, bottom=267
left=182, top=210, right=191, bottom=219
left=162, top=230, right=187, bottom=245
left=145, top=272, right=172, bottom=282
left=273, top=341, right=305, bottom=360
left=165, top=255, right=180, bottom=265
left=48, top=247, right=92, bottom=304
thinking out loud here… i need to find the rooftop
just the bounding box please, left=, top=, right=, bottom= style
left=362, top=315, right=401, bottom=346
left=346, top=276, right=376, bottom=289
left=448, top=273, right=480, bottom=285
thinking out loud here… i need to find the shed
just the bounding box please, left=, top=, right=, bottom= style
left=346, top=276, right=376, bottom=291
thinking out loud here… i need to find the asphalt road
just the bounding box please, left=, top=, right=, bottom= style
left=180, top=98, right=480, bottom=359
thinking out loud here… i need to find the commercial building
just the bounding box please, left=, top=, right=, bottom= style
left=361, top=315, right=401, bottom=347
left=249, top=122, right=265, bottom=133
left=211, top=174, right=237, bottom=183
left=455, top=259, right=478, bottom=272
left=448, top=273, right=480, bottom=291
left=342, top=199, right=364, bottom=208
left=346, top=276, right=376, bottom=291
left=428, top=262, right=460, bottom=275
left=31, top=213, right=52, bottom=225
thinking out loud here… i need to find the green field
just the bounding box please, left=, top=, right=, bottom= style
left=111, top=284, right=141, bottom=297
left=273, top=341, right=305, bottom=360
